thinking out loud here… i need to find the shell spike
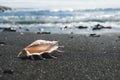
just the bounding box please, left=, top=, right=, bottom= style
left=17, top=51, right=23, bottom=57
left=56, top=49, right=64, bottom=53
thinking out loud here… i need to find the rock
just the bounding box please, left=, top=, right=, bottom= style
left=3, top=27, right=16, bottom=32
left=64, top=26, right=68, bottom=29
left=37, top=32, right=41, bottom=34
left=25, top=29, right=29, bottom=31
left=89, top=34, right=100, bottom=37
left=115, top=40, right=118, bottom=42
left=0, top=27, right=4, bottom=29
left=104, top=26, right=112, bottom=29
left=37, top=32, right=51, bottom=34
left=92, top=24, right=104, bottom=30
left=101, top=43, right=104, bottom=44
left=92, top=24, right=112, bottom=30
left=3, top=68, right=14, bottom=74
left=77, top=26, right=88, bottom=29
left=0, top=41, right=6, bottom=46
left=70, top=32, right=73, bottom=34
left=70, top=36, right=74, bottom=39
left=19, top=27, right=22, bottom=29
left=118, top=36, right=120, bottom=38
left=0, top=5, right=12, bottom=12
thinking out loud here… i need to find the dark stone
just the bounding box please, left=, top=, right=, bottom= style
left=92, top=24, right=112, bottom=30
left=90, top=34, right=96, bottom=36
left=115, top=40, right=118, bottom=42
left=19, top=27, right=22, bottom=29
left=70, top=36, right=73, bottom=39
left=36, top=32, right=41, bottom=34
left=3, top=27, right=16, bottom=32
left=3, top=68, right=14, bottom=74
left=25, top=29, right=29, bottom=31
left=90, top=34, right=100, bottom=37
left=0, top=6, right=12, bottom=12
left=104, top=26, right=112, bottom=29
left=64, top=26, right=68, bottom=29
left=0, top=41, right=6, bottom=45
left=118, top=36, right=120, bottom=38
left=92, top=24, right=104, bottom=30
left=37, top=32, right=51, bottom=34
left=71, top=32, right=73, bottom=34
left=101, top=43, right=104, bottom=44
left=77, top=26, right=88, bottom=29
left=0, top=27, right=4, bottom=29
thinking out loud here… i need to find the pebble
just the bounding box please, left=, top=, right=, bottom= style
left=89, top=34, right=100, bottom=37
left=71, top=32, right=73, bottom=34
left=3, top=27, right=16, bottom=32
left=0, top=41, right=6, bottom=46
left=37, top=32, right=51, bottom=34
left=20, top=32, right=24, bottom=35
left=101, top=43, right=104, bottom=44
left=77, top=26, right=88, bottom=29
left=70, top=36, right=74, bottom=39
left=25, top=29, right=29, bottom=31
left=104, top=52, right=107, bottom=54
left=3, top=68, right=14, bottom=74
left=64, top=26, right=68, bottom=29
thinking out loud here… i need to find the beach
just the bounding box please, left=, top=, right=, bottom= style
left=0, top=32, right=120, bottom=80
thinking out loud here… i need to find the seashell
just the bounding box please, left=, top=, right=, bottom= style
left=17, top=40, right=64, bottom=60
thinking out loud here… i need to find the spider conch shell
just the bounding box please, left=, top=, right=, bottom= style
left=17, top=40, right=64, bottom=58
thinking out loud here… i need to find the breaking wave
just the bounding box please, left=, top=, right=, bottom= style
left=0, top=14, right=120, bottom=24
left=0, top=8, right=120, bottom=28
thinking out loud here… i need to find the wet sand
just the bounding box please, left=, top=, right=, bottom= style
left=0, top=32, right=120, bottom=80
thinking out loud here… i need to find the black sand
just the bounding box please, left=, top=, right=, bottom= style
left=0, top=32, right=120, bottom=80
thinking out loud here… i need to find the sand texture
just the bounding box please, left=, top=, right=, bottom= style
left=0, top=32, right=120, bottom=80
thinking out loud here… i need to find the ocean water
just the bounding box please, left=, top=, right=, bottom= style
left=0, top=8, right=120, bottom=34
